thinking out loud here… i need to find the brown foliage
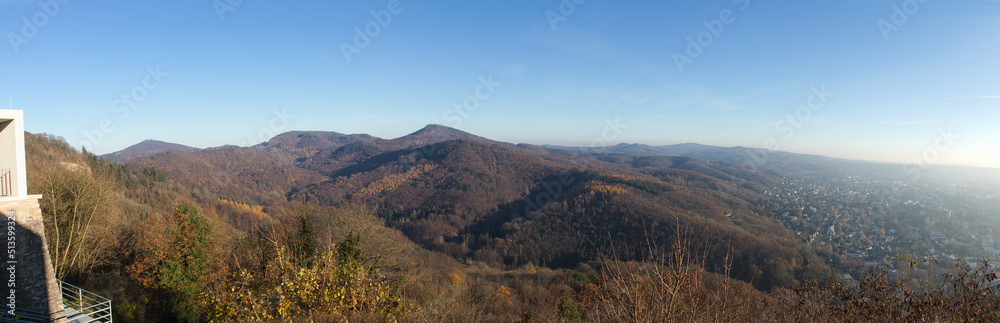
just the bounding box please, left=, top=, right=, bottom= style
left=761, top=260, right=1000, bottom=322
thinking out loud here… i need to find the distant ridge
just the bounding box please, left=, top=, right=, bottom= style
left=256, top=131, right=377, bottom=161
left=103, top=124, right=1000, bottom=183
left=544, top=142, right=1000, bottom=183
left=101, top=139, right=198, bottom=162
left=291, top=124, right=501, bottom=175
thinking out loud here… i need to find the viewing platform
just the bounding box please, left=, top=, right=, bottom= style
left=0, top=110, right=110, bottom=322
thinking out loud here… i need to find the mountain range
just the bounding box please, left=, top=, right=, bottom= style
left=108, top=124, right=1000, bottom=184
left=86, top=124, right=999, bottom=291
left=96, top=125, right=838, bottom=289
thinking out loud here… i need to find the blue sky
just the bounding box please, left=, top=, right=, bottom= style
left=1, top=0, right=998, bottom=168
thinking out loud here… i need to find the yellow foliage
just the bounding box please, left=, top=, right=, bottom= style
left=217, top=198, right=267, bottom=219
left=605, top=173, right=642, bottom=182
left=583, top=180, right=631, bottom=196
left=495, top=285, right=512, bottom=297
left=447, top=271, right=466, bottom=286
left=357, top=163, right=439, bottom=198
left=206, top=245, right=410, bottom=321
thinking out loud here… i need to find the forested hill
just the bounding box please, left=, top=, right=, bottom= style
left=114, top=125, right=834, bottom=290
left=28, top=129, right=1000, bottom=321
left=100, top=139, right=198, bottom=162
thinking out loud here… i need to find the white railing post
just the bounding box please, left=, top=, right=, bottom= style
left=58, top=279, right=113, bottom=322
left=0, top=169, right=10, bottom=197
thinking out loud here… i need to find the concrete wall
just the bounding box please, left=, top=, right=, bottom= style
left=1, top=197, right=64, bottom=321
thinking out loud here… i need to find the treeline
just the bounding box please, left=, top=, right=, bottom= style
left=25, top=134, right=413, bottom=320
left=24, top=133, right=1000, bottom=321
left=586, top=253, right=1000, bottom=322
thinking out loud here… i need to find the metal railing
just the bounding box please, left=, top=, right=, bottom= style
left=59, top=280, right=112, bottom=323
left=0, top=308, right=51, bottom=322
left=0, top=169, right=10, bottom=197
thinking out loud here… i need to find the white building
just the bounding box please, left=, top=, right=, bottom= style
left=0, top=109, right=29, bottom=200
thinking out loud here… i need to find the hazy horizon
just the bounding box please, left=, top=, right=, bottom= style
left=70, top=123, right=995, bottom=171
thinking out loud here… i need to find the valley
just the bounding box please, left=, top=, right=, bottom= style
left=25, top=125, right=1000, bottom=321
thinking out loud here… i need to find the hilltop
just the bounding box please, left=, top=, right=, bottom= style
left=100, top=139, right=198, bottom=162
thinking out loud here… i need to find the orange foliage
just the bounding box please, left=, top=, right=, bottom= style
left=126, top=213, right=172, bottom=289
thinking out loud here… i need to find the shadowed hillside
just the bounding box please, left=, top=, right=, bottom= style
left=285, top=135, right=833, bottom=290
left=107, top=125, right=831, bottom=290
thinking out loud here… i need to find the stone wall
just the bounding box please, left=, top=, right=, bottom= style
left=0, top=197, right=64, bottom=322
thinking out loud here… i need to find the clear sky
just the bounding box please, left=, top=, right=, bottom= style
left=2, top=0, right=998, bottom=168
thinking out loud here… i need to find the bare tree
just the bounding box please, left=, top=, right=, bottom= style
left=37, top=161, right=118, bottom=279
